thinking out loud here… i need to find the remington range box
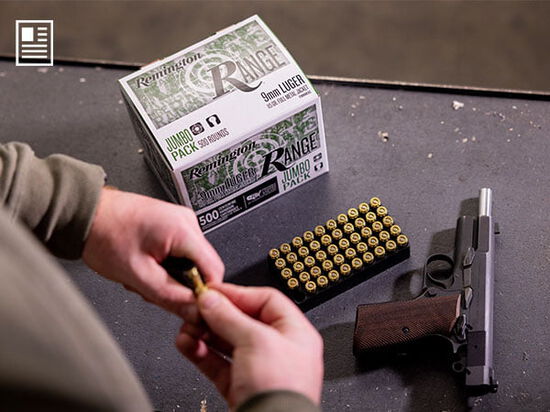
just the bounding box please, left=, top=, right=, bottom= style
left=119, top=15, right=328, bottom=232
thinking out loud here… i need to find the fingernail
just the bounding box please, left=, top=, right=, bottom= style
left=199, top=289, right=219, bottom=309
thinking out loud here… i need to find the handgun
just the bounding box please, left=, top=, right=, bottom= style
left=353, top=188, right=499, bottom=399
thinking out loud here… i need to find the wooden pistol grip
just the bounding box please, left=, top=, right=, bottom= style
left=353, top=294, right=461, bottom=355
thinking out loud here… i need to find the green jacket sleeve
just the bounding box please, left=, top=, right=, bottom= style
left=0, top=142, right=106, bottom=259
left=236, top=390, right=321, bottom=412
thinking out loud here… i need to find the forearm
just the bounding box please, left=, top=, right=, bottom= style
left=236, top=390, right=321, bottom=412
left=0, top=142, right=106, bottom=259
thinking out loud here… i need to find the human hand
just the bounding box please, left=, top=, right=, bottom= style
left=176, top=284, right=324, bottom=409
left=82, top=187, right=224, bottom=318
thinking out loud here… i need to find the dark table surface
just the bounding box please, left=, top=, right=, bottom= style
left=1, top=59, right=549, bottom=412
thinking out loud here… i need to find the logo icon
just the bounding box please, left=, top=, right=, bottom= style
left=16, top=20, right=54, bottom=66
left=206, top=114, right=221, bottom=128
left=190, top=122, right=205, bottom=136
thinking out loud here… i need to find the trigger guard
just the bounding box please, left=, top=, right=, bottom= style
left=424, top=253, right=454, bottom=288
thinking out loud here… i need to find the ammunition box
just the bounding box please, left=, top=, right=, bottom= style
left=267, top=199, right=410, bottom=310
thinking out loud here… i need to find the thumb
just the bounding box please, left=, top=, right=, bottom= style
left=198, top=289, right=261, bottom=346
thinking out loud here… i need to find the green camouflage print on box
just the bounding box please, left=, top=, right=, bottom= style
left=128, top=21, right=290, bottom=129
left=182, top=105, right=319, bottom=210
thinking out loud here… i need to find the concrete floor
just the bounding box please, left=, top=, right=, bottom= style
left=1, top=1, right=550, bottom=91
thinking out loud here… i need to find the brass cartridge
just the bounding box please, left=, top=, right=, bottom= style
left=328, top=270, right=340, bottom=282
left=345, top=248, right=357, bottom=260
left=338, top=238, right=350, bottom=250
left=317, top=275, right=329, bottom=288
left=374, top=246, right=386, bottom=258
left=369, top=197, right=381, bottom=208
left=382, top=215, right=394, bottom=228
left=343, top=223, right=354, bottom=235
left=275, top=258, right=286, bottom=270
left=336, top=213, right=348, bottom=226
left=320, top=234, right=332, bottom=247
left=356, top=241, right=368, bottom=254
left=291, top=236, right=303, bottom=249
left=376, top=206, right=388, bottom=218
left=310, top=266, right=322, bottom=278
left=314, top=225, right=326, bottom=238
left=331, top=228, right=343, bottom=241
left=379, top=230, right=390, bottom=242
left=362, top=252, right=375, bottom=264
left=390, top=224, right=402, bottom=237
left=322, top=259, right=334, bottom=273
left=292, top=261, right=305, bottom=274
left=280, top=243, right=292, bottom=255
left=298, top=246, right=309, bottom=258
left=303, top=230, right=315, bottom=243
left=358, top=202, right=370, bottom=214
left=304, top=255, right=316, bottom=268
left=298, top=271, right=310, bottom=283
left=386, top=240, right=397, bottom=253
left=367, top=236, right=379, bottom=248
left=371, top=221, right=383, bottom=233
left=396, top=234, right=409, bottom=247
left=354, top=217, right=366, bottom=230
left=287, top=278, right=299, bottom=290
left=327, top=244, right=339, bottom=256
left=333, top=254, right=345, bottom=266
left=315, top=250, right=327, bottom=263
left=349, top=232, right=361, bottom=245
left=286, top=252, right=298, bottom=264
left=280, top=268, right=293, bottom=280
left=360, top=226, right=373, bottom=239
left=347, top=208, right=359, bottom=220
left=365, top=212, right=377, bottom=224
left=326, top=219, right=338, bottom=231
left=351, top=257, right=363, bottom=270
left=309, top=240, right=321, bottom=253
left=340, top=263, right=352, bottom=276
left=268, top=248, right=280, bottom=260
left=305, top=281, right=317, bottom=293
